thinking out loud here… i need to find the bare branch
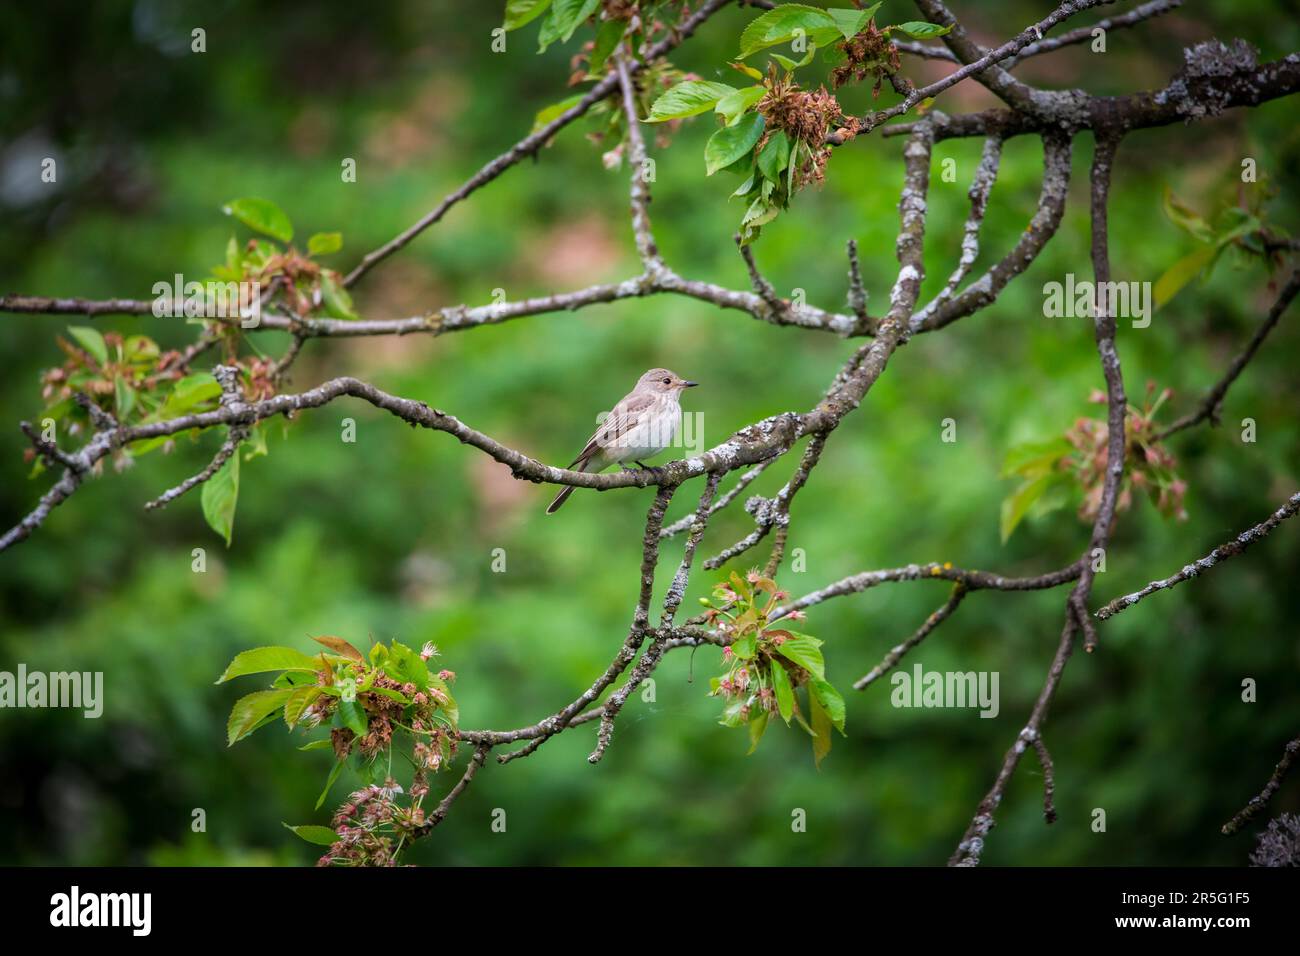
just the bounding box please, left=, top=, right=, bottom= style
left=1097, top=490, right=1300, bottom=620
left=1222, top=735, right=1300, bottom=835
left=854, top=583, right=967, bottom=689
left=1157, top=271, right=1300, bottom=440
left=950, top=133, right=1128, bottom=866
left=775, top=559, right=1083, bottom=620
left=912, top=135, right=1003, bottom=328
left=916, top=133, right=1072, bottom=333
left=660, top=460, right=772, bottom=539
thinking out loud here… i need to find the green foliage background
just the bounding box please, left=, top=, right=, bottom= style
left=1, top=0, right=1298, bottom=866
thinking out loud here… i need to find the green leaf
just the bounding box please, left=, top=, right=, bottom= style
left=826, top=4, right=879, bottom=40
left=587, top=16, right=626, bottom=74
left=1154, top=244, right=1217, bottom=309
left=201, top=448, right=239, bottom=547
left=809, top=686, right=833, bottom=767
left=889, top=21, right=953, bottom=40
left=1162, top=187, right=1213, bottom=243
left=307, top=232, right=343, bottom=256
left=714, top=85, right=766, bottom=127
left=216, top=646, right=324, bottom=683
left=758, top=130, right=791, bottom=182
left=298, top=739, right=334, bottom=752
left=646, top=80, right=737, bottom=122
left=504, top=0, right=552, bottom=30
left=315, top=758, right=346, bottom=810
left=810, top=677, right=846, bottom=733
left=283, top=823, right=338, bottom=846
left=532, top=93, right=586, bottom=132
left=384, top=640, right=431, bottom=692
left=538, top=0, right=599, bottom=52
left=777, top=634, right=825, bottom=680
left=114, top=377, right=136, bottom=420
left=771, top=661, right=795, bottom=724
left=284, top=687, right=324, bottom=729
left=1000, top=471, right=1054, bottom=543
left=320, top=270, right=359, bottom=320
left=67, top=326, right=108, bottom=366
left=731, top=630, right=758, bottom=660
left=336, top=699, right=370, bottom=738
left=222, top=197, right=293, bottom=243
left=227, top=688, right=295, bottom=745
left=739, top=4, right=837, bottom=58
left=1000, top=437, right=1071, bottom=479
left=705, top=112, right=765, bottom=175
left=160, top=372, right=221, bottom=418
left=747, top=710, right=770, bottom=754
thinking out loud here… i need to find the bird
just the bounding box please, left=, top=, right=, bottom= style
left=546, top=367, right=699, bottom=514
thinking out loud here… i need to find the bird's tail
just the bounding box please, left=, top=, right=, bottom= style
left=546, top=484, right=576, bottom=514
left=546, top=458, right=589, bottom=514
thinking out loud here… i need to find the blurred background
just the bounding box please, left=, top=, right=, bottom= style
left=1, top=0, right=1298, bottom=866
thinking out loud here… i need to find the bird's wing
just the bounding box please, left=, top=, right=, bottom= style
left=569, top=390, right=657, bottom=467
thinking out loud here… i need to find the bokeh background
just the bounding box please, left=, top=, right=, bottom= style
left=1, top=0, right=1298, bottom=866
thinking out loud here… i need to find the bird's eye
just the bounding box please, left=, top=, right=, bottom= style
left=662, top=377, right=671, bottom=384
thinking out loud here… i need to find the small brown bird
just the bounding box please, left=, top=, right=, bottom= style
left=546, top=367, right=699, bottom=514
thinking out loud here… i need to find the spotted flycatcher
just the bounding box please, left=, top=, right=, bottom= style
left=546, top=367, right=699, bottom=514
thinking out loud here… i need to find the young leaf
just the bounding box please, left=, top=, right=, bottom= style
left=114, top=378, right=136, bottom=420
left=67, top=326, right=108, bottom=366
left=283, top=823, right=338, bottom=846
left=312, top=635, right=365, bottom=661
left=715, top=85, right=766, bottom=127
left=216, top=646, right=323, bottom=683
left=307, top=232, right=343, bottom=256
left=771, top=660, right=795, bottom=724
left=889, top=21, right=953, bottom=40
left=201, top=449, right=240, bottom=547
left=504, top=0, right=552, bottom=31
left=758, top=131, right=791, bottom=182
left=705, top=112, right=765, bottom=175
left=227, top=688, right=295, bottom=745
left=646, top=80, right=737, bottom=122
left=747, top=710, right=770, bottom=754
left=533, top=92, right=586, bottom=131
left=222, top=197, right=293, bottom=243
left=777, top=634, right=825, bottom=680
left=810, top=677, right=846, bottom=733
left=320, top=270, right=359, bottom=320
left=315, top=758, right=346, bottom=810
left=1000, top=437, right=1071, bottom=479
left=1154, top=244, right=1217, bottom=309
left=284, top=686, right=324, bottom=729
left=1000, top=471, right=1054, bottom=543
left=738, top=4, right=837, bottom=58
left=826, top=4, right=880, bottom=40
left=161, top=372, right=221, bottom=418
left=809, top=686, right=833, bottom=767
left=336, top=699, right=370, bottom=738
left=537, top=0, right=600, bottom=52
left=1162, top=186, right=1213, bottom=242
left=587, top=16, right=626, bottom=74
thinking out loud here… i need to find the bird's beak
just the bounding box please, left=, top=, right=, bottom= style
left=682, top=380, right=699, bottom=388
